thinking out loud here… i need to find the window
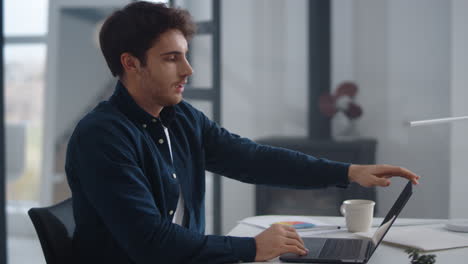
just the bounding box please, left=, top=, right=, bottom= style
left=5, top=44, right=46, bottom=202
left=5, top=0, right=48, bottom=205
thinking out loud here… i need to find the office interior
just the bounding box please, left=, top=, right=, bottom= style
left=4, top=0, right=468, bottom=263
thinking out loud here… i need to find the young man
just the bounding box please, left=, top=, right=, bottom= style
left=65, top=2, right=419, bottom=263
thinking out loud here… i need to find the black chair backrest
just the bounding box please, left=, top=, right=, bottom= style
left=28, top=198, right=75, bottom=264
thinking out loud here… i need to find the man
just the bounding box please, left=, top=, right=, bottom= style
left=65, top=2, right=419, bottom=263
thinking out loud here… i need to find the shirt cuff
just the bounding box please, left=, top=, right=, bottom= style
left=229, top=236, right=256, bottom=262
left=324, top=160, right=351, bottom=188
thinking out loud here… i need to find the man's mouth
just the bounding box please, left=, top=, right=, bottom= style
left=175, top=82, right=186, bottom=92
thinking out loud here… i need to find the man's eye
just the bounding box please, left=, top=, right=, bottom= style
left=167, top=56, right=177, bottom=61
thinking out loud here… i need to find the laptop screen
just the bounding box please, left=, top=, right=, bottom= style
left=369, top=181, right=413, bottom=256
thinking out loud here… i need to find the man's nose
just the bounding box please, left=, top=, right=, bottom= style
left=181, top=59, right=193, bottom=77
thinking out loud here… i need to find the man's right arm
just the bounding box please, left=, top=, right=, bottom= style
left=66, top=119, right=255, bottom=264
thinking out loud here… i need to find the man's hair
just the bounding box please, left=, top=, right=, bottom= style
left=99, top=1, right=196, bottom=77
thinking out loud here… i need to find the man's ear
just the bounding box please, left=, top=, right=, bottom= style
left=120, top=52, right=142, bottom=75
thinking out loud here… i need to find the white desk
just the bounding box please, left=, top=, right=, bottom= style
left=227, top=216, right=468, bottom=263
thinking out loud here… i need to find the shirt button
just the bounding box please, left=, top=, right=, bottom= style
left=158, top=138, right=164, bottom=144
left=172, top=173, right=177, bottom=179
left=142, top=124, right=147, bottom=128
left=169, top=210, right=174, bottom=215
left=152, top=118, right=157, bottom=123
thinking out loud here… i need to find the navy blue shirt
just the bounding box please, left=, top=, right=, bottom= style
left=65, top=81, right=351, bottom=264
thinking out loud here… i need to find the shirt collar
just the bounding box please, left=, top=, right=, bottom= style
left=109, top=81, right=176, bottom=127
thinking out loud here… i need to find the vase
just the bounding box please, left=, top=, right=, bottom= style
left=331, top=112, right=358, bottom=141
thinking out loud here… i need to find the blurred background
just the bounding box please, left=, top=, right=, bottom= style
left=4, top=0, right=468, bottom=263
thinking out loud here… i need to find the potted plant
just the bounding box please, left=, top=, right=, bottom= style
left=405, top=248, right=436, bottom=264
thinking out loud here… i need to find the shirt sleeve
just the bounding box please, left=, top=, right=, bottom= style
left=67, top=119, right=256, bottom=264
left=199, top=112, right=351, bottom=188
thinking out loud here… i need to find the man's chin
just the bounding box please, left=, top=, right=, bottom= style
left=163, top=95, right=183, bottom=106
left=173, top=94, right=183, bottom=105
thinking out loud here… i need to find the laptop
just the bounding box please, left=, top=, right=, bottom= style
left=280, top=180, right=413, bottom=263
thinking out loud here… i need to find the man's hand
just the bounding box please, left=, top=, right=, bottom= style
left=348, top=164, right=420, bottom=187
left=254, top=224, right=308, bottom=262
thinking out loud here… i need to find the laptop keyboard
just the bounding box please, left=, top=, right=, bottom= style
left=318, top=239, right=363, bottom=259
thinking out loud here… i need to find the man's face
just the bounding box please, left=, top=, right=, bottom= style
left=136, top=29, right=193, bottom=107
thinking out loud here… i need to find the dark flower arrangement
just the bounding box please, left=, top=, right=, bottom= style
left=318, top=81, right=363, bottom=120
left=405, top=248, right=436, bottom=264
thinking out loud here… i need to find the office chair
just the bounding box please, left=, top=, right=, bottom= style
left=28, top=198, right=75, bottom=264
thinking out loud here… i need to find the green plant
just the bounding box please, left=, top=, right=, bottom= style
left=405, top=248, right=436, bottom=264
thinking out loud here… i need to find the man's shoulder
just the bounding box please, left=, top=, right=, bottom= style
left=175, top=100, right=197, bottom=114
left=72, top=101, right=135, bottom=141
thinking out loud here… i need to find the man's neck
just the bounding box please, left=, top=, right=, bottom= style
left=120, top=78, right=163, bottom=118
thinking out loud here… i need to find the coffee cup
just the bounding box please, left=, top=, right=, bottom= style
left=340, top=199, right=375, bottom=232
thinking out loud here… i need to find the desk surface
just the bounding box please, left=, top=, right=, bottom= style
left=227, top=216, right=468, bottom=264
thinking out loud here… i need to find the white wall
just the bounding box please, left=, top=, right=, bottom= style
left=221, top=0, right=308, bottom=234
left=334, top=0, right=453, bottom=218
left=384, top=0, right=450, bottom=218
left=450, top=0, right=468, bottom=219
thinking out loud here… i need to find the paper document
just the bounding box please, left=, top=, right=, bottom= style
left=239, top=215, right=339, bottom=232
left=356, top=225, right=468, bottom=251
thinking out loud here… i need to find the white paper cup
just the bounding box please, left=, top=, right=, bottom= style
left=340, top=199, right=375, bottom=232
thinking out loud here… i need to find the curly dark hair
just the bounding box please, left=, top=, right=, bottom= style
left=99, top=1, right=197, bottom=77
